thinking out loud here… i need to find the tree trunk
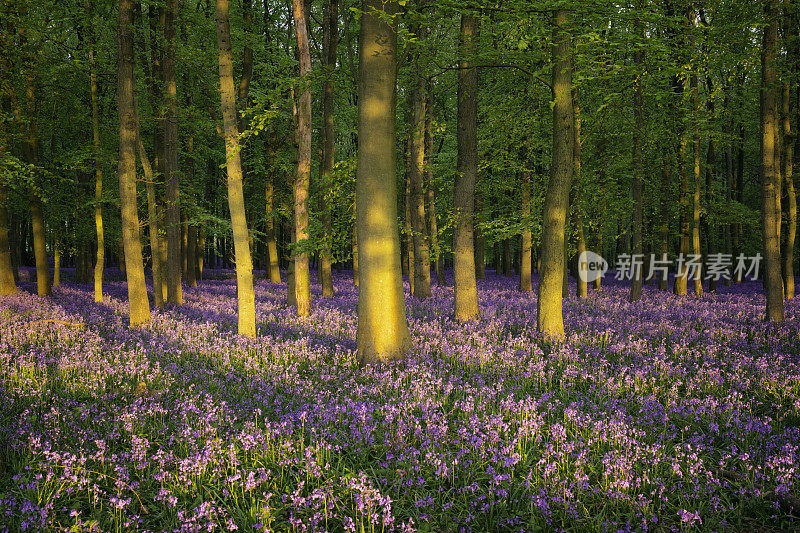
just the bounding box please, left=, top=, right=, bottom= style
left=404, top=170, right=415, bottom=294
left=519, top=170, right=532, bottom=291
left=292, top=0, right=312, bottom=317
left=187, top=224, right=197, bottom=287
left=761, top=0, right=785, bottom=322
left=356, top=0, right=411, bottom=364
left=86, top=0, right=105, bottom=302
left=453, top=12, right=480, bottom=320
left=197, top=225, right=205, bottom=281
left=138, top=135, right=164, bottom=308
left=319, top=0, right=337, bottom=297
left=216, top=0, right=256, bottom=336
left=782, top=80, right=796, bottom=298
left=424, top=90, right=445, bottom=285
left=410, top=77, right=431, bottom=298
left=573, top=89, right=587, bottom=300
left=164, top=0, right=182, bottom=305
left=705, top=76, right=718, bottom=293
left=117, top=0, right=151, bottom=327
left=537, top=8, right=573, bottom=339
left=690, top=66, right=703, bottom=297
left=0, top=186, right=15, bottom=296
left=265, top=156, right=281, bottom=282
left=630, top=19, right=644, bottom=303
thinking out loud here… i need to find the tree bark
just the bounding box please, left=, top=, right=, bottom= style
left=356, top=0, right=410, bottom=364
left=761, top=0, right=785, bottom=322
left=117, top=0, right=151, bottom=327
left=782, top=76, right=796, bottom=298
left=453, top=12, right=480, bottom=320
left=537, top=8, right=573, bottom=339
left=164, top=0, right=182, bottom=305
left=424, top=90, right=445, bottom=285
left=216, top=0, right=256, bottom=336
left=137, top=134, right=164, bottom=309
left=573, top=90, right=587, bottom=300
left=630, top=18, right=644, bottom=302
left=319, top=0, right=337, bottom=297
left=0, top=186, right=15, bottom=296
left=519, top=170, right=532, bottom=291
left=410, top=76, right=431, bottom=298
left=690, top=65, right=703, bottom=297
left=292, top=0, right=312, bottom=317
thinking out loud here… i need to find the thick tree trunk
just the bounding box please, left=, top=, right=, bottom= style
left=117, top=0, right=150, bottom=326
left=356, top=0, right=410, bottom=364
left=292, top=0, right=312, bottom=317
left=761, top=0, right=785, bottom=322
left=690, top=68, right=703, bottom=297
left=319, top=0, right=337, bottom=297
left=537, top=8, right=573, bottom=339
left=519, top=170, right=532, bottom=292
left=164, top=0, right=182, bottom=305
left=453, top=12, right=480, bottom=320
left=216, top=0, right=256, bottom=336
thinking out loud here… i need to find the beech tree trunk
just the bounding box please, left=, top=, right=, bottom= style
left=164, top=0, right=182, bottom=306
left=453, top=12, right=480, bottom=320
left=690, top=65, right=703, bottom=297
left=86, top=0, right=104, bottom=302
left=292, top=0, right=312, bottom=317
left=138, top=135, right=164, bottom=309
left=782, top=81, right=796, bottom=298
left=0, top=186, right=14, bottom=296
left=117, top=0, right=151, bottom=327
left=216, top=0, right=256, bottom=336
left=319, top=0, right=337, bottom=297
left=410, top=77, right=431, bottom=298
left=519, top=170, right=532, bottom=292
left=761, top=0, right=785, bottom=322
left=630, top=20, right=644, bottom=303
left=424, top=91, right=445, bottom=285
left=573, top=90, right=587, bottom=300
left=356, top=0, right=411, bottom=364
left=537, top=8, right=573, bottom=339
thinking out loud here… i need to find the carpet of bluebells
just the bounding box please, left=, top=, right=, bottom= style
left=2, top=267, right=800, bottom=532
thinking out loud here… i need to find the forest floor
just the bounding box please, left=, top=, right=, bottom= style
left=1, top=268, right=800, bottom=532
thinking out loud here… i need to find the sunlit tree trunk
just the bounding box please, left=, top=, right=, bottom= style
left=164, top=0, right=182, bottom=305
left=319, top=0, right=337, bottom=297
left=137, top=135, right=164, bottom=309
left=453, top=12, right=480, bottom=320
left=690, top=65, right=703, bottom=297
left=292, top=0, right=312, bottom=317
left=85, top=0, right=105, bottom=302
left=761, top=0, right=785, bottom=322
left=705, top=76, right=717, bottom=293
left=782, top=80, right=796, bottom=298
left=187, top=224, right=197, bottom=287
left=537, top=8, right=573, bottom=339
left=404, top=170, right=415, bottom=294
left=197, top=225, right=205, bottom=281
left=356, top=0, right=410, bottom=364
left=216, top=0, right=256, bottom=336
left=117, top=0, right=150, bottom=326
left=519, top=170, right=532, bottom=292
left=0, top=186, right=15, bottom=296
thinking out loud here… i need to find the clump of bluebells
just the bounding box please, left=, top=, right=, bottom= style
left=1, top=267, right=799, bottom=532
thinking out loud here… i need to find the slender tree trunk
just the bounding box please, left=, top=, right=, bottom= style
left=537, top=8, right=573, bottom=338
left=761, top=0, right=785, bottom=322
left=690, top=67, right=703, bottom=297
left=424, top=90, right=445, bottom=285
left=292, top=0, right=312, bottom=317
left=53, top=233, right=61, bottom=287
left=118, top=0, right=150, bottom=326
left=319, top=0, right=337, bottom=297
left=0, top=186, right=15, bottom=296
left=782, top=81, right=796, bottom=298
left=356, top=0, right=410, bottom=364
left=164, top=0, right=182, bottom=305
left=187, top=224, right=197, bottom=287
left=265, top=142, right=281, bottom=282
left=85, top=0, right=105, bottom=302
left=410, top=77, right=431, bottom=298
left=197, top=225, right=205, bottom=280
left=216, top=0, right=256, bottom=336
left=573, top=90, right=587, bottom=299
left=404, top=170, right=415, bottom=294
left=453, top=12, right=480, bottom=320
left=519, top=170, right=532, bottom=291
left=705, top=76, right=718, bottom=293
left=138, top=135, right=164, bottom=308
left=181, top=213, right=188, bottom=279
left=595, top=158, right=607, bottom=291
left=630, top=20, right=644, bottom=302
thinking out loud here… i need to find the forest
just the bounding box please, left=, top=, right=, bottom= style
left=2, top=0, right=800, bottom=530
